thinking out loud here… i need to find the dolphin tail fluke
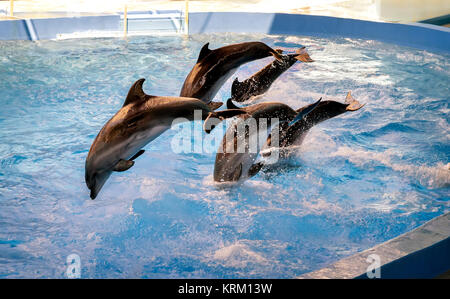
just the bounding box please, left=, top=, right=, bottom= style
left=207, top=101, right=223, bottom=110
left=289, top=98, right=322, bottom=126
left=295, top=47, right=314, bottom=63
left=203, top=109, right=247, bottom=134
left=344, top=91, right=365, bottom=111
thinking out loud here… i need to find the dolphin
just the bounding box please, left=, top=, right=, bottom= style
left=261, top=92, right=365, bottom=158
left=180, top=41, right=283, bottom=107
left=230, top=47, right=313, bottom=102
left=210, top=99, right=321, bottom=183
left=212, top=92, right=364, bottom=183
left=85, top=78, right=245, bottom=199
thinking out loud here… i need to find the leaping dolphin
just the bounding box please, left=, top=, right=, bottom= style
left=230, top=47, right=313, bottom=102
left=211, top=92, right=364, bottom=183
left=180, top=41, right=283, bottom=107
left=210, top=99, right=321, bottom=183
left=85, top=78, right=245, bottom=199
left=262, top=92, right=365, bottom=158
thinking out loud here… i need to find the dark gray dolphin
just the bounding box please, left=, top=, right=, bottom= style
left=85, top=78, right=245, bottom=199
left=262, top=92, right=365, bottom=158
left=230, top=47, right=313, bottom=102
left=211, top=99, right=321, bottom=183
left=180, top=41, right=283, bottom=106
left=212, top=92, right=364, bottom=183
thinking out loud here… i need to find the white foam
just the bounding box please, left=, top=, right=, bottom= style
left=298, top=196, right=343, bottom=215
left=212, top=241, right=269, bottom=267
left=365, top=191, right=423, bottom=214
left=331, top=146, right=450, bottom=189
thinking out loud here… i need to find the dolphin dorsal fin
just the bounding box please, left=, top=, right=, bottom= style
left=231, top=78, right=242, bottom=97
left=197, top=43, right=212, bottom=63
left=226, top=98, right=240, bottom=109
left=123, top=78, right=148, bottom=107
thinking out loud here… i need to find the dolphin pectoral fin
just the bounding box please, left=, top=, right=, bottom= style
left=130, top=149, right=145, bottom=161
left=113, top=159, right=135, bottom=172
left=197, top=42, right=212, bottom=63
left=226, top=98, right=241, bottom=109
left=295, top=47, right=314, bottom=63
left=207, top=101, right=223, bottom=110
left=289, top=98, right=322, bottom=126
left=248, top=162, right=263, bottom=178
left=123, top=78, right=149, bottom=107
left=232, top=163, right=243, bottom=181
left=344, top=91, right=365, bottom=111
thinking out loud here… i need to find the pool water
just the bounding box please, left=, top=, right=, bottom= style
left=0, top=33, right=448, bottom=278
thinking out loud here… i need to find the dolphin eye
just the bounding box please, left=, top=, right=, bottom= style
left=127, top=121, right=137, bottom=128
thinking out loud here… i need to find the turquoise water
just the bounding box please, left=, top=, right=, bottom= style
left=0, top=34, right=448, bottom=278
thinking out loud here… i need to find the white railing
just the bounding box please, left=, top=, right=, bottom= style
left=121, top=1, right=189, bottom=37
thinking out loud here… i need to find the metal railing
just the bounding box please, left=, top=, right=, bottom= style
left=122, top=1, right=189, bottom=37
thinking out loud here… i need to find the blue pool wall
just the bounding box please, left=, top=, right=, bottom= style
left=355, top=237, right=450, bottom=279
left=190, top=12, right=450, bottom=53
left=0, top=12, right=449, bottom=53
left=0, top=15, right=120, bottom=40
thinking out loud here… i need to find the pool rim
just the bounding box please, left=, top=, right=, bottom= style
left=0, top=11, right=449, bottom=53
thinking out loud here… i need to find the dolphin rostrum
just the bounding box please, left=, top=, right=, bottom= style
left=211, top=92, right=364, bottom=183
left=230, top=47, right=313, bottom=102
left=85, top=78, right=245, bottom=199
left=180, top=41, right=283, bottom=107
